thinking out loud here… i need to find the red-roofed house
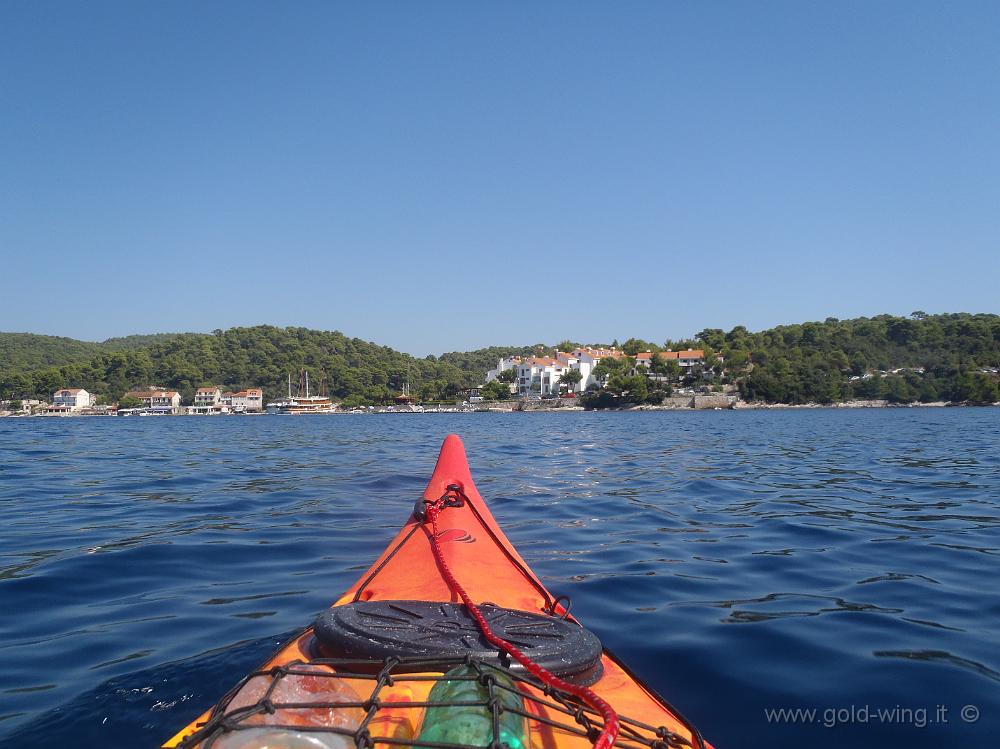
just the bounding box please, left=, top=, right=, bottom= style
left=485, top=356, right=523, bottom=383
left=188, top=387, right=226, bottom=414
left=516, top=357, right=563, bottom=396
left=225, top=388, right=264, bottom=412
left=633, top=350, right=709, bottom=369
left=51, top=388, right=93, bottom=410
left=676, top=349, right=705, bottom=368
left=634, top=352, right=654, bottom=364
left=194, top=387, right=222, bottom=407
left=125, top=389, right=182, bottom=413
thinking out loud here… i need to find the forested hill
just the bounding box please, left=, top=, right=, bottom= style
left=1, top=313, right=998, bottom=406
left=707, top=312, right=1000, bottom=404
left=0, top=333, right=181, bottom=372
left=0, top=326, right=512, bottom=407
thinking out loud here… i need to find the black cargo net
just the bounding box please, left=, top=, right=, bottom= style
left=176, top=655, right=703, bottom=749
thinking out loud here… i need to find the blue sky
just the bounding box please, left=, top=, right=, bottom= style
left=1, top=2, right=998, bottom=355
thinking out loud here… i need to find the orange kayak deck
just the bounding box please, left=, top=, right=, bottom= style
left=164, top=434, right=710, bottom=749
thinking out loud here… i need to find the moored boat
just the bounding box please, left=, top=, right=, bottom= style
left=266, top=371, right=337, bottom=414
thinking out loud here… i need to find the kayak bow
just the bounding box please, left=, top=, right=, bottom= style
left=165, top=434, right=709, bottom=749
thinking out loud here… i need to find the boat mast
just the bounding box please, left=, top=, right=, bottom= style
left=305, top=370, right=310, bottom=398
left=287, top=373, right=292, bottom=399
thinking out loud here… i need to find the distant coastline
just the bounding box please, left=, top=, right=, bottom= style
left=2, top=313, right=999, bottom=413
left=3, top=398, right=998, bottom=418
left=490, top=398, right=991, bottom=412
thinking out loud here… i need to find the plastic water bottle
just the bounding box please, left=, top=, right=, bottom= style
left=211, top=727, right=355, bottom=749
left=416, top=665, right=529, bottom=749
left=215, top=664, right=364, bottom=748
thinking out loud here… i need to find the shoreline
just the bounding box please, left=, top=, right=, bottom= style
left=3, top=399, right=999, bottom=419
left=492, top=399, right=992, bottom=412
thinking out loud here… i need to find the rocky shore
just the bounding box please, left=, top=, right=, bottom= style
left=473, top=398, right=987, bottom=412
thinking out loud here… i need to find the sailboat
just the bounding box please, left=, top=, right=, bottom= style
left=266, top=371, right=337, bottom=414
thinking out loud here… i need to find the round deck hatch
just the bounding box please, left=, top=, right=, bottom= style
left=313, top=600, right=603, bottom=686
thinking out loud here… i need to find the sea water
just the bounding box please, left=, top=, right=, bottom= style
left=0, top=409, right=997, bottom=747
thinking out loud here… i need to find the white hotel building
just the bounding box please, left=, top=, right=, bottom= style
left=124, top=388, right=183, bottom=413
left=224, top=388, right=264, bottom=412
left=487, top=347, right=719, bottom=396
left=486, top=347, right=628, bottom=396
left=189, top=386, right=264, bottom=414
left=44, top=388, right=94, bottom=415
left=52, top=388, right=93, bottom=410
left=633, top=349, right=717, bottom=371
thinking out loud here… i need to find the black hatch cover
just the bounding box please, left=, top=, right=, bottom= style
left=313, top=600, right=603, bottom=686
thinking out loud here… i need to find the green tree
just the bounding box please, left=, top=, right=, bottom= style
left=592, top=355, right=630, bottom=381
left=558, top=368, right=583, bottom=393
left=482, top=381, right=511, bottom=401
left=703, top=350, right=721, bottom=373
left=0, top=372, right=32, bottom=398
left=650, top=355, right=681, bottom=381
left=725, top=326, right=750, bottom=345
left=696, top=328, right=726, bottom=351
left=605, top=372, right=648, bottom=403
left=339, top=394, right=370, bottom=409
left=33, top=367, right=65, bottom=396
left=497, top=368, right=517, bottom=384
left=881, top=376, right=917, bottom=404
left=966, top=374, right=999, bottom=403
left=622, top=338, right=659, bottom=356
left=580, top=389, right=620, bottom=409
left=118, top=395, right=143, bottom=409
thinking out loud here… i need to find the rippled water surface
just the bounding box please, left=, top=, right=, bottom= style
left=1, top=410, right=998, bottom=748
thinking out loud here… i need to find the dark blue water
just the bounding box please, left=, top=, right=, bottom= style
left=1, top=410, right=998, bottom=748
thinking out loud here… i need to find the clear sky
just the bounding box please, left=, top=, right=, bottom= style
left=2, top=2, right=998, bottom=355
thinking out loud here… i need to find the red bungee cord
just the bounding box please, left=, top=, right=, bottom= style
left=425, top=497, right=621, bottom=749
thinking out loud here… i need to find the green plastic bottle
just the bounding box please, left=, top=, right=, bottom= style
left=416, top=665, right=529, bottom=749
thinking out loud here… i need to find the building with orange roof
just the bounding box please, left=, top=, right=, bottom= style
left=486, top=346, right=633, bottom=396
left=194, top=387, right=222, bottom=407
left=485, top=356, right=524, bottom=384
left=515, top=356, right=574, bottom=396
left=633, top=349, right=712, bottom=368
left=125, top=389, right=182, bottom=413
left=484, top=343, right=724, bottom=397
left=224, top=388, right=264, bottom=412
left=188, top=386, right=229, bottom=414
left=632, top=349, right=724, bottom=381
left=51, top=388, right=93, bottom=410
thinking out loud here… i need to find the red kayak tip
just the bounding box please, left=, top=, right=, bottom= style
left=425, top=434, right=475, bottom=499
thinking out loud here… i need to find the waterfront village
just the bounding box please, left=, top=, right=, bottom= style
left=486, top=346, right=719, bottom=395
left=0, top=346, right=730, bottom=417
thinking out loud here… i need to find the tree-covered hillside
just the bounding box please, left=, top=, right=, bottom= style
left=0, top=326, right=493, bottom=406
left=0, top=332, right=182, bottom=373
left=0, top=334, right=104, bottom=371
left=1, top=314, right=998, bottom=406
left=701, top=312, right=1000, bottom=404
left=97, top=333, right=180, bottom=351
